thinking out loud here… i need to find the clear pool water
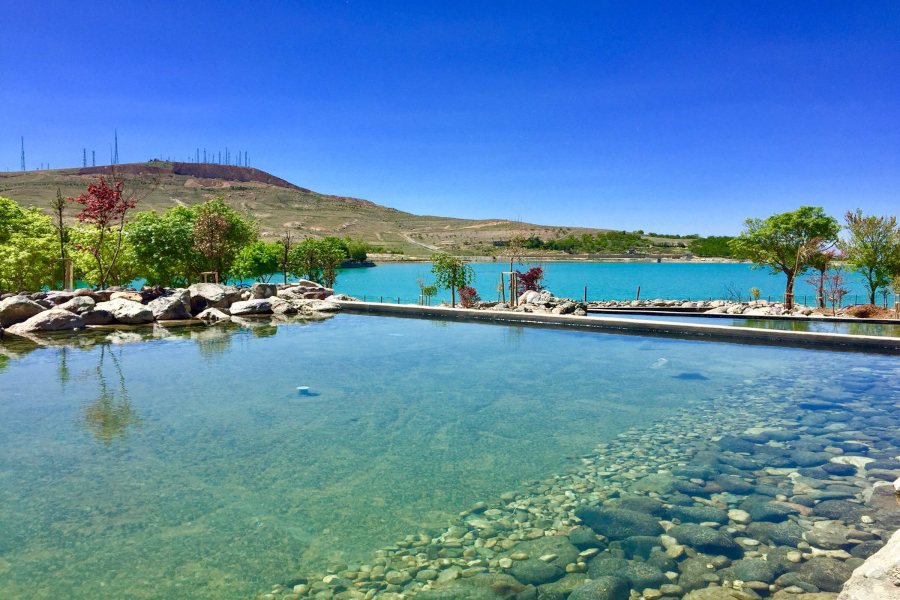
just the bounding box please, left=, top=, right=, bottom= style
left=0, top=314, right=897, bottom=598
left=589, top=312, right=900, bottom=337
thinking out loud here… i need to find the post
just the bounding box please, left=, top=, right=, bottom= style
left=501, top=274, right=506, bottom=303
left=380, top=296, right=383, bottom=303
left=635, top=285, right=641, bottom=301
left=583, top=285, right=587, bottom=303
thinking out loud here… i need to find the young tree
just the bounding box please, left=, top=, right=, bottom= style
left=68, top=225, right=141, bottom=288
left=431, top=252, right=475, bottom=308
left=319, top=237, right=349, bottom=288
left=729, top=206, right=840, bottom=310
left=289, top=238, right=324, bottom=284
left=67, top=177, right=138, bottom=289
left=50, top=188, right=68, bottom=262
left=823, top=268, right=850, bottom=316
left=515, top=267, right=545, bottom=294
left=192, top=197, right=258, bottom=282
left=0, top=199, right=57, bottom=292
left=277, top=231, right=294, bottom=284
left=840, top=210, right=900, bottom=305
left=458, top=285, right=481, bottom=308
left=233, top=241, right=281, bottom=282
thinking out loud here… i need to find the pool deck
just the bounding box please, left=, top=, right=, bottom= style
left=337, top=300, right=900, bottom=354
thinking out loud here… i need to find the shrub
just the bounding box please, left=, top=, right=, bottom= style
left=458, top=286, right=480, bottom=308
left=516, top=267, right=545, bottom=294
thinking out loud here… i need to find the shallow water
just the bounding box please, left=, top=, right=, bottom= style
left=589, top=312, right=900, bottom=337
left=0, top=315, right=897, bottom=598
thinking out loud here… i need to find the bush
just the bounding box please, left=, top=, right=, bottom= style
left=516, top=267, right=545, bottom=294
left=458, top=286, right=480, bottom=308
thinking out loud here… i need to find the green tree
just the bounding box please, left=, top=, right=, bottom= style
left=289, top=238, right=325, bottom=284
left=68, top=226, right=141, bottom=288
left=192, top=197, right=258, bottom=282
left=288, top=237, right=349, bottom=288
left=0, top=197, right=58, bottom=292
left=840, top=210, right=900, bottom=305
left=344, top=237, right=369, bottom=262
left=129, top=206, right=202, bottom=287
left=729, top=206, right=840, bottom=310
left=431, top=252, right=475, bottom=308
left=233, top=241, right=281, bottom=282
left=319, top=237, right=349, bottom=288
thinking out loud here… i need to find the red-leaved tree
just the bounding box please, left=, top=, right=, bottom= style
left=69, top=177, right=138, bottom=289
left=516, top=267, right=545, bottom=294
left=458, top=285, right=481, bottom=308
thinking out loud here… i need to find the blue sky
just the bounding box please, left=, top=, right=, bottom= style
left=1, top=1, right=897, bottom=235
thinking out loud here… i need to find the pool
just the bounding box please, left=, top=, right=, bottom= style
left=589, top=311, right=900, bottom=337
left=1, top=315, right=897, bottom=598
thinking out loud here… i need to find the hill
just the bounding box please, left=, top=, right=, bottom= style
left=0, top=162, right=689, bottom=258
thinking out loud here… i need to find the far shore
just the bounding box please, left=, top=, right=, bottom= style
left=366, top=254, right=747, bottom=265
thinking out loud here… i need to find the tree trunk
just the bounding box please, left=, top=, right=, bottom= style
left=784, top=271, right=795, bottom=310
left=451, top=284, right=456, bottom=308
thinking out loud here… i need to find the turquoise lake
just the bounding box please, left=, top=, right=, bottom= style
left=329, top=262, right=887, bottom=305
left=1, top=314, right=898, bottom=598
left=589, top=313, right=900, bottom=337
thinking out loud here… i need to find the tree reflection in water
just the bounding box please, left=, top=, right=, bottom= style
left=80, top=344, right=142, bottom=445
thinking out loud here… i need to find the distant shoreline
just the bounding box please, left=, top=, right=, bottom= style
left=367, top=255, right=746, bottom=265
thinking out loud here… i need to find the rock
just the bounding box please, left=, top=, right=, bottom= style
left=618, top=561, right=668, bottom=590
left=629, top=473, right=677, bottom=495
left=805, top=523, right=854, bottom=550
left=110, top=291, right=144, bottom=303
left=568, top=527, right=603, bottom=550
left=713, top=474, right=754, bottom=494
left=728, top=509, right=751, bottom=524
left=0, top=296, right=45, bottom=327
left=838, top=528, right=900, bottom=599
left=512, top=537, right=579, bottom=569
left=814, top=500, right=872, bottom=523
left=188, top=283, right=229, bottom=312
left=58, top=295, right=96, bottom=314
left=678, top=557, right=721, bottom=592
left=823, top=462, right=858, bottom=476
left=81, top=309, right=115, bottom=325
left=6, top=308, right=84, bottom=334
left=767, top=521, right=806, bottom=547
left=95, top=298, right=155, bottom=324
left=229, top=299, right=273, bottom=316
left=610, top=496, right=668, bottom=517
left=251, top=282, right=277, bottom=299
left=509, top=559, right=562, bottom=585
left=793, top=451, right=830, bottom=468
left=536, top=573, right=589, bottom=599
left=671, top=505, right=728, bottom=524
left=587, top=556, right=629, bottom=579
left=683, top=588, right=751, bottom=599
left=797, top=557, right=853, bottom=593
left=850, top=540, right=885, bottom=559
left=148, top=291, right=192, bottom=320
left=574, top=507, right=663, bottom=540
left=73, top=287, right=95, bottom=297
left=747, top=501, right=797, bottom=522
left=669, top=524, right=743, bottom=558
left=732, top=558, right=776, bottom=584
left=567, top=576, right=629, bottom=600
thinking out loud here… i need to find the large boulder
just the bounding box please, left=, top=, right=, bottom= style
left=148, top=290, right=191, bottom=320
left=0, top=296, right=45, bottom=327
left=669, top=524, right=743, bottom=558
left=567, top=577, right=629, bottom=600
left=277, top=283, right=334, bottom=301
left=110, top=291, right=145, bottom=303
left=196, top=307, right=231, bottom=323
left=839, top=527, right=900, bottom=599
left=82, top=309, right=115, bottom=326
left=188, top=283, right=229, bottom=312
left=58, top=296, right=96, bottom=315
left=229, top=299, right=273, bottom=316
left=41, top=291, right=75, bottom=305
left=251, top=282, right=277, bottom=299
left=95, top=298, right=155, bottom=324
left=7, top=308, right=84, bottom=334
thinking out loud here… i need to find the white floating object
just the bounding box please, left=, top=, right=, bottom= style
left=296, top=386, right=311, bottom=396
left=651, top=358, right=669, bottom=369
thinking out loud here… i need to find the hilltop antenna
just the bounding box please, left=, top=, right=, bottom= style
left=83, top=148, right=87, bottom=167
left=20, top=136, right=25, bottom=171
left=196, top=148, right=199, bottom=163
left=92, top=150, right=96, bottom=166
left=203, top=148, right=207, bottom=163
left=218, top=150, right=221, bottom=164
left=114, top=129, right=119, bottom=164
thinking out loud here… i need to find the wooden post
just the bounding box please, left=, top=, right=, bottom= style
left=583, top=285, right=587, bottom=303
left=500, top=274, right=506, bottom=304
left=635, top=285, right=641, bottom=301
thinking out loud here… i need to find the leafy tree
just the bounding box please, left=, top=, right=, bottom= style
left=192, top=197, right=257, bottom=282
left=0, top=197, right=58, bottom=292
left=277, top=231, right=294, bottom=284
left=50, top=188, right=69, bottom=262
left=458, top=286, right=481, bottom=308
left=431, top=252, right=475, bottom=308
left=729, top=206, right=840, bottom=310
left=68, top=177, right=138, bottom=289
left=515, top=267, right=545, bottom=294
left=68, top=225, right=141, bottom=288
left=690, top=236, right=736, bottom=258
left=840, top=210, right=900, bottom=304
left=129, top=206, right=202, bottom=287
left=344, top=237, right=369, bottom=262
left=288, top=237, right=349, bottom=288
left=233, top=241, right=281, bottom=282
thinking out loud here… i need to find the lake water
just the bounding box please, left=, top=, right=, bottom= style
left=1, top=314, right=898, bottom=598
left=331, top=262, right=886, bottom=305
left=589, top=312, right=900, bottom=338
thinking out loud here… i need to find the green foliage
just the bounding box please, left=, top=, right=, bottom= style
left=840, top=210, right=900, bottom=304
left=0, top=197, right=58, bottom=292
left=750, top=287, right=761, bottom=301
left=68, top=226, right=141, bottom=288
left=129, top=207, right=202, bottom=287
left=192, top=197, right=258, bottom=282
left=233, top=241, right=282, bottom=282
left=729, top=206, right=840, bottom=307
left=523, top=231, right=652, bottom=254
left=431, top=252, right=475, bottom=307
left=690, top=236, right=737, bottom=257
left=344, top=237, right=369, bottom=262
left=287, top=237, right=349, bottom=288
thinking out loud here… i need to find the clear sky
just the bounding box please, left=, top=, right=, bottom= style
left=1, top=1, right=897, bottom=235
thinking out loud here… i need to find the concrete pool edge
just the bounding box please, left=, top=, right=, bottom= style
left=337, top=301, right=900, bottom=354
